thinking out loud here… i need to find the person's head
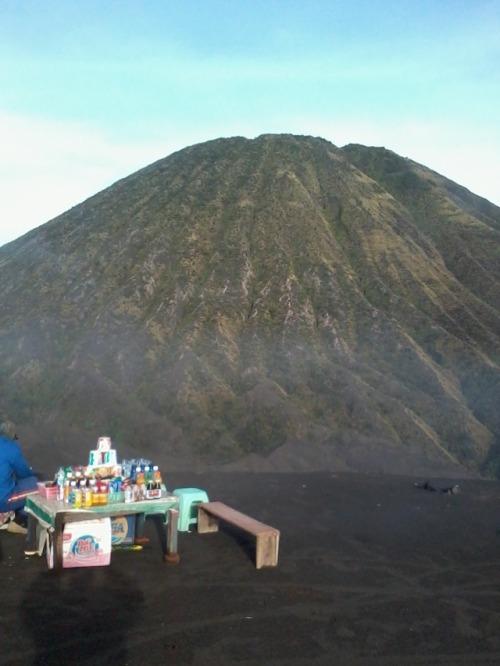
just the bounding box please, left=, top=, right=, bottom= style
left=0, top=417, right=17, bottom=440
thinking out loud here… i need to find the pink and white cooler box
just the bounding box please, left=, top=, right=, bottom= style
left=46, top=518, right=112, bottom=569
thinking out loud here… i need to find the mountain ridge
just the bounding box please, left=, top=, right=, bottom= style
left=1, top=134, right=499, bottom=476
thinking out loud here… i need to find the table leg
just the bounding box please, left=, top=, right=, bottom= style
left=25, top=514, right=38, bottom=554
left=164, top=508, right=180, bottom=565
left=53, top=513, right=66, bottom=570
left=134, top=513, right=149, bottom=544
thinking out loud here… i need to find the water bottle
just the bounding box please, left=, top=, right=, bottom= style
left=56, top=467, right=65, bottom=501
left=64, top=472, right=73, bottom=503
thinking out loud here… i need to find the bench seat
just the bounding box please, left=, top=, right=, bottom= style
left=197, top=501, right=280, bottom=569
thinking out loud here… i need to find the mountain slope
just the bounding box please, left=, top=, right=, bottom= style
left=1, top=134, right=499, bottom=475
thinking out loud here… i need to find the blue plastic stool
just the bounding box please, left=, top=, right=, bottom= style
left=173, top=487, right=209, bottom=532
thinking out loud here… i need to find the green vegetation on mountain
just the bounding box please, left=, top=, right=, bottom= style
left=1, top=134, right=499, bottom=475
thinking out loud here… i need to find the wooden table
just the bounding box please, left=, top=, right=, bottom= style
left=25, top=493, right=180, bottom=569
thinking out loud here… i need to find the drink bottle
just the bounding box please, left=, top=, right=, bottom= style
left=121, top=460, right=131, bottom=479
left=74, top=487, right=83, bottom=508
left=69, top=480, right=77, bottom=505
left=98, top=480, right=108, bottom=505
left=56, top=467, right=65, bottom=501
left=124, top=484, right=134, bottom=503
left=136, top=472, right=146, bottom=500
left=84, top=486, right=93, bottom=507
left=64, top=473, right=73, bottom=503
left=74, top=468, right=82, bottom=486
left=153, top=466, right=162, bottom=490
left=90, top=479, right=98, bottom=505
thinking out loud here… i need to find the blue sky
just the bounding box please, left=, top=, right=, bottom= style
left=1, top=0, right=499, bottom=246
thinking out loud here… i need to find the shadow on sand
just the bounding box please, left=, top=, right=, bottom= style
left=21, top=565, right=143, bottom=666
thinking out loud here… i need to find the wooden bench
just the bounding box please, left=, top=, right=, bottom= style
left=197, top=501, right=280, bottom=569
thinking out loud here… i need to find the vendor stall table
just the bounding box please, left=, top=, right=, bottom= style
left=25, top=493, right=180, bottom=569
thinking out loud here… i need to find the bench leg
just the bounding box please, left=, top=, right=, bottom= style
left=255, top=532, right=280, bottom=569
left=197, top=507, right=219, bottom=533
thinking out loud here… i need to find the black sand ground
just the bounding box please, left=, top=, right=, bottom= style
left=1, top=472, right=499, bottom=665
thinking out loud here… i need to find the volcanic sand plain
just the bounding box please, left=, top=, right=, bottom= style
left=1, top=471, right=499, bottom=665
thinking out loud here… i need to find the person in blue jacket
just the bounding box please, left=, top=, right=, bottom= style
left=0, top=416, right=38, bottom=534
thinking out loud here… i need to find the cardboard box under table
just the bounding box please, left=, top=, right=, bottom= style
left=25, top=493, right=180, bottom=569
left=111, top=514, right=136, bottom=545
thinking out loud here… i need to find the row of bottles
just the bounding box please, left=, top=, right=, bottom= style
left=55, top=465, right=164, bottom=505
left=59, top=476, right=109, bottom=507
left=135, top=467, right=163, bottom=498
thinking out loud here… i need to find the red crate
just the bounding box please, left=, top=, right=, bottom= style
left=37, top=482, right=59, bottom=500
